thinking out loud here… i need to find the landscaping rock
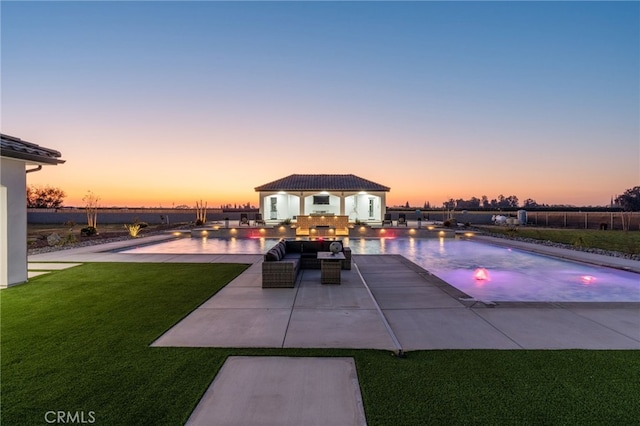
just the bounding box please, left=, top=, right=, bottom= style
left=47, top=233, right=62, bottom=246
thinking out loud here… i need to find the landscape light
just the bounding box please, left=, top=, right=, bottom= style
left=581, top=275, right=596, bottom=284
left=474, top=268, right=490, bottom=281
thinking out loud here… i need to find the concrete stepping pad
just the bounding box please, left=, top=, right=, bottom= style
left=186, top=357, right=367, bottom=426
left=28, top=271, right=50, bottom=278
left=28, top=262, right=82, bottom=270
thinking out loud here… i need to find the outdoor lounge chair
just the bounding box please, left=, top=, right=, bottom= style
left=382, top=213, right=392, bottom=226
left=397, top=213, right=407, bottom=226
left=239, top=213, right=250, bottom=226
left=254, top=213, right=266, bottom=226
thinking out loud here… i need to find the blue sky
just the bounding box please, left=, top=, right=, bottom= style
left=2, top=1, right=638, bottom=207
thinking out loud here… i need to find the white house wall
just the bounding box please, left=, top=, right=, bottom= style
left=0, top=184, right=8, bottom=288
left=344, top=192, right=385, bottom=222
left=1, top=158, right=28, bottom=287
left=289, top=194, right=301, bottom=218
left=304, top=193, right=340, bottom=216
left=260, top=193, right=301, bottom=221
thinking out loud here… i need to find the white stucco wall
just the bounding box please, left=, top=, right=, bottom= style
left=1, top=184, right=8, bottom=287
left=1, top=158, right=28, bottom=287
left=304, top=193, right=340, bottom=215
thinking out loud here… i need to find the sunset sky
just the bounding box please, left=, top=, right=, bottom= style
left=2, top=1, right=638, bottom=208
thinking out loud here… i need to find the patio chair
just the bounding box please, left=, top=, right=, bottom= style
left=239, top=213, right=250, bottom=226
left=397, top=213, right=408, bottom=226
left=254, top=213, right=266, bottom=226
left=382, top=213, right=392, bottom=226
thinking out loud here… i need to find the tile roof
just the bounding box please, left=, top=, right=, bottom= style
left=1, top=133, right=65, bottom=165
left=255, top=174, right=390, bottom=192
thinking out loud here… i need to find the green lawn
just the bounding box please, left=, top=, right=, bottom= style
left=2, top=264, right=638, bottom=425
left=478, top=227, right=640, bottom=255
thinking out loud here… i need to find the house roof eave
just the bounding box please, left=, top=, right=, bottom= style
left=1, top=133, right=65, bottom=166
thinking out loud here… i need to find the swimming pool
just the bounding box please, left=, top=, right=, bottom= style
left=121, top=237, right=280, bottom=255
left=120, top=237, right=640, bottom=302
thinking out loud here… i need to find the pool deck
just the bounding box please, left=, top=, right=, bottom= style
left=26, top=235, right=639, bottom=425
left=28, top=235, right=640, bottom=350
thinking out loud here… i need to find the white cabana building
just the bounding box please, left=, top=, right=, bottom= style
left=254, top=174, right=390, bottom=223
left=1, top=134, right=65, bottom=287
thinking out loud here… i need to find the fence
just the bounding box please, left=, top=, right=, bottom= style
left=28, top=208, right=640, bottom=231
left=525, top=211, right=640, bottom=231
left=387, top=209, right=640, bottom=231
left=27, top=208, right=226, bottom=225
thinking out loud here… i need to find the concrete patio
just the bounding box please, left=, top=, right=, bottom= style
left=149, top=253, right=639, bottom=351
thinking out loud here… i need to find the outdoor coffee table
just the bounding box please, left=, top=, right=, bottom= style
left=317, top=251, right=345, bottom=284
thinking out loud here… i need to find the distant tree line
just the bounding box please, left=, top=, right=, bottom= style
left=615, top=186, right=640, bottom=212
left=443, top=195, right=526, bottom=210
left=398, top=187, right=640, bottom=212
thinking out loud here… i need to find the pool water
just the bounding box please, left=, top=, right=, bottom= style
left=121, top=237, right=280, bottom=255
left=120, top=237, right=640, bottom=302
left=347, top=238, right=640, bottom=302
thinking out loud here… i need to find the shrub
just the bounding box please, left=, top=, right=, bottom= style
left=137, top=222, right=149, bottom=229
left=64, top=234, right=77, bottom=245
left=81, top=226, right=97, bottom=237
left=279, top=218, right=292, bottom=225
left=443, top=220, right=451, bottom=227
left=124, top=224, right=142, bottom=238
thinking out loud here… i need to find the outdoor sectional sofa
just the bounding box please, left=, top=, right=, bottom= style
left=262, top=239, right=352, bottom=288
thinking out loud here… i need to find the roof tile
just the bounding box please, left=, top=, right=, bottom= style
left=1, top=133, right=64, bottom=165
left=255, top=174, right=390, bottom=192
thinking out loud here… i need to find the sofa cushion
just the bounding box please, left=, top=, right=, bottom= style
left=265, top=248, right=280, bottom=261
left=276, top=242, right=286, bottom=258
left=303, top=242, right=319, bottom=253
left=285, top=241, right=304, bottom=253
